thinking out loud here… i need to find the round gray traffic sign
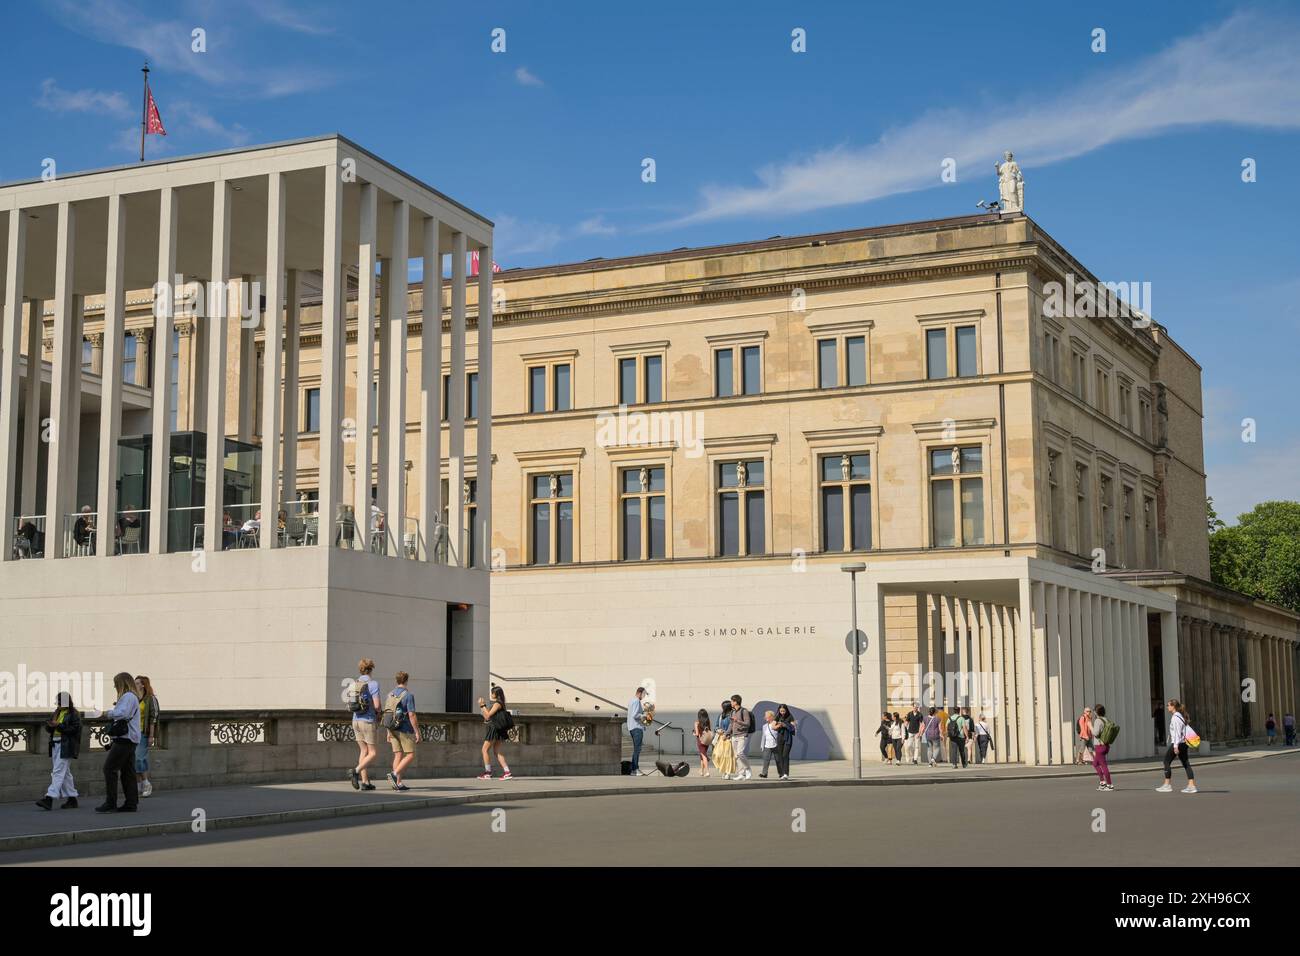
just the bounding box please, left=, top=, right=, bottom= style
left=845, top=629, right=867, bottom=654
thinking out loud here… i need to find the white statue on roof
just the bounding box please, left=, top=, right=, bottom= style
left=995, top=150, right=1024, bottom=212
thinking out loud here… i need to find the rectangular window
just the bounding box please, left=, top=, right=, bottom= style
left=553, top=363, right=571, bottom=411
left=305, top=387, right=321, bottom=432
left=741, top=345, right=761, bottom=394
left=1119, top=381, right=1132, bottom=430
left=529, top=472, right=574, bottom=565
left=643, top=355, right=662, bottom=404
left=926, top=328, right=948, bottom=379
left=1143, top=495, right=1158, bottom=565
left=817, top=339, right=838, bottom=389
left=441, top=373, right=450, bottom=422
left=1073, top=352, right=1088, bottom=400
left=528, top=366, right=546, bottom=413
left=1123, top=486, right=1136, bottom=568
left=1139, top=395, right=1152, bottom=440
left=619, top=357, right=637, bottom=405
left=1075, top=464, right=1090, bottom=556
left=714, top=348, right=734, bottom=398
left=717, top=459, right=765, bottom=556
left=467, top=372, right=479, bottom=420
left=955, top=326, right=977, bottom=377
left=122, top=333, right=137, bottom=384
left=620, top=466, right=665, bottom=561
left=819, top=453, right=872, bottom=552
left=845, top=335, right=867, bottom=387
left=929, top=445, right=984, bottom=547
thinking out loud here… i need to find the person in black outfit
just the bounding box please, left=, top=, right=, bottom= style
left=774, top=703, right=797, bottom=779
left=98, top=672, right=141, bottom=813
left=905, top=702, right=925, bottom=765
left=874, top=712, right=893, bottom=763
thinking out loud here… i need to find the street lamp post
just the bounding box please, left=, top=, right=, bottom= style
left=842, top=562, right=866, bottom=779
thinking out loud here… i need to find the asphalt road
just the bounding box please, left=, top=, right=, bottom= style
left=6, top=757, right=1298, bottom=866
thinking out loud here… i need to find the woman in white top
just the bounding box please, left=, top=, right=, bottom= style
left=97, top=672, right=141, bottom=813
left=1158, top=698, right=1198, bottom=794
left=889, top=713, right=906, bottom=766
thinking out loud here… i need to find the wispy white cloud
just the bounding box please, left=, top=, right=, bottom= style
left=514, top=66, right=544, bottom=88
left=493, top=214, right=564, bottom=258
left=576, top=215, right=616, bottom=237
left=249, top=0, right=334, bottom=36
left=36, top=77, right=132, bottom=117
left=664, top=12, right=1300, bottom=227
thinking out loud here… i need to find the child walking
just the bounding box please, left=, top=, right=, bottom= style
left=36, top=691, right=82, bottom=810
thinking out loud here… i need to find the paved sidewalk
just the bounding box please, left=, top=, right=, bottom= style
left=3, top=747, right=1294, bottom=853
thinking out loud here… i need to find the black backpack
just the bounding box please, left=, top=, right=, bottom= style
left=349, top=678, right=373, bottom=716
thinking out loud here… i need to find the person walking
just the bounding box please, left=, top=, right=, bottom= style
left=347, top=658, right=381, bottom=791
left=875, top=712, right=894, bottom=765
left=947, top=706, right=968, bottom=768
left=889, top=712, right=906, bottom=765
left=1157, top=699, right=1198, bottom=794
left=96, top=673, right=141, bottom=813
left=1265, top=712, right=1277, bottom=746
left=626, top=686, right=649, bottom=775
left=974, top=713, right=993, bottom=764
left=1074, top=706, right=1094, bottom=765
left=905, top=702, right=924, bottom=765
left=923, top=706, right=942, bottom=767
left=36, top=691, right=81, bottom=810
left=478, top=685, right=514, bottom=780
left=962, top=706, right=977, bottom=765
left=382, top=671, right=420, bottom=790
left=774, top=703, right=797, bottom=780
left=134, top=675, right=160, bottom=798
left=1284, top=711, right=1296, bottom=747
left=759, top=710, right=781, bottom=778
left=728, top=694, right=755, bottom=780
left=935, top=703, right=950, bottom=763
left=1091, top=704, right=1114, bottom=791
left=713, top=700, right=736, bottom=779
left=692, top=708, right=713, bottom=777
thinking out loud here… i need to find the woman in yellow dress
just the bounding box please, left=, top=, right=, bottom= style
left=711, top=700, right=736, bottom=778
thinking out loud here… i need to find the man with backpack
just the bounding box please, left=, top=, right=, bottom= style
left=728, top=694, right=755, bottom=780
left=382, top=671, right=420, bottom=791
left=948, top=705, right=968, bottom=768
left=348, top=659, right=381, bottom=791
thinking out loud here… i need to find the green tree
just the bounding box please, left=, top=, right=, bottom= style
left=1209, top=500, right=1300, bottom=614
left=1206, top=497, right=1225, bottom=533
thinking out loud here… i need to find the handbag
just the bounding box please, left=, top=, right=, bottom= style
left=1184, top=727, right=1201, bottom=749
left=699, top=729, right=715, bottom=747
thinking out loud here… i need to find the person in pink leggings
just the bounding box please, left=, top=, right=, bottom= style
left=1091, top=704, right=1113, bottom=791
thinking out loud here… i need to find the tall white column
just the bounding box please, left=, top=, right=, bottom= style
left=1001, top=605, right=1020, bottom=762
left=282, top=270, right=300, bottom=510
left=0, top=209, right=27, bottom=559
left=237, top=275, right=256, bottom=442
left=1069, top=588, right=1084, bottom=715
left=134, top=327, right=151, bottom=387
left=1160, top=610, right=1180, bottom=702
left=1017, top=578, right=1039, bottom=765
left=448, top=231, right=467, bottom=566
left=147, top=188, right=178, bottom=555
left=259, top=172, right=286, bottom=549
left=44, top=202, right=77, bottom=559
left=318, top=164, right=344, bottom=547
left=353, top=184, right=378, bottom=537
left=21, top=298, right=43, bottom=519
left=202, top=181, right=231, bottom=553
left=988, top=603, right=1004, bottom=762
left=418, top=217, right=442, bottom=562
left=475, top=241, right=493, bottom=570
left=376, top=256, right=392, bottom=530
left=96, top=195, right=126, bottom=557
left=385, top=200, right=409, bottom=555
left=1044, top=584, right=1063, bottom=762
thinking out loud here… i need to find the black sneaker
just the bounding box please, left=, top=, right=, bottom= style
left=360, top=782, right=376, bottom=791
left=94, top=803, right=116, bottom=813
left=349, top=768, right=361, bottom=790
left=118, top=805, right=138, bottom=812
left=61, top=797, right=78, bottom=809
left=394, top=783, right=410, bottom=792
left=387, top=771, right=399, bottom=790
left=35, top=796, right=53, bottom=811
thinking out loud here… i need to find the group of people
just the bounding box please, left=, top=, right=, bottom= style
left=35, top=672, right=160, bottom=813
left=1079, top=699, right=1201, bottom=793
left=1264, top=711, right=1296, bottom=747
left=875, top=703, right=993, bottom=769
left=346, top=659, right=516, bottom=790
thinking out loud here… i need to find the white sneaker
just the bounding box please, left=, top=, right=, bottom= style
left=1156, top=783, right=1173, bottom=792
left=743, top=770, right=752, bottom=780
left=780, top=774, right=789, bottom=780
left=721, top=773, right=731, bottom=780
left=1096, top=784, right=1107, bottom=791
left=702, top=771, right=710, bottom=777
left=1181, top=786, right=1198, bottom=794
left=141, top=781, right=153, bottom=798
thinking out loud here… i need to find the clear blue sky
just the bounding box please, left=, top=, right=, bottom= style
left=2, top=0, right=1297, bottom=522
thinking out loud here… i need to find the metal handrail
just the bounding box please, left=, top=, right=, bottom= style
left=61, top=511, right=98, bottom=557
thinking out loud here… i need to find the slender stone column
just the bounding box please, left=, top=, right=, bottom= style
left=1229, top=628, right=1243, bottom=738
left=475, top=241, right=493, bottom=569
left=44, top=202, right=77, bottom=559
left=375, top=256, right=391, bottom=522
left=134, top=327, right=151, bottom=387
left=0, top=209, right=27, bottom=559
left=21, top=298, right=43, bottom=520
left=190, top=285, right=208, bottom=428
left=318, top=165, right=344, bottom=547
left=87, top=333, right=104, bottom=375
left=353, top=184, right=378, bottom=534
left=385, top=201, right=409, bottom=554
left=237, top=275, right=256, bottom=442
left=96, top=194, right=126, bottom=557
left=281, top=270, right=300, bottom=510
left=1016, top=579, right=1039, bottom=765
left=1160, top=610, right=1179, bottom=705
left=418, top=217, right=442, bottom=562
left=202, top=182, right=231, bottom=554
left=1030, top=580, right=1049, bottom=763
left=147, top=188, right=178, bottom=555
left=447, top=232, right=467, bottom=565
left=259, top=171, right=286, bottom=549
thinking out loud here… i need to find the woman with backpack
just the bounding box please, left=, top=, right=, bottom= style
left=36, top=690, right=82, bottom=810
left=692, top=708, right=713, bottom=777
left=712, top=700, right=735, bottom=779
left=478, top=685, right=514, bottom=780
left=134, top=675, right=160, bottom=798
left=1158, top=698, right=1199, bottom=794
left=97, top=672, right=141, bottom=813
left=1090, top=704, right=1114, bottom=791
left=923, top=706, right=942, bottom=767
left=348, top=658, right=381, bottom=791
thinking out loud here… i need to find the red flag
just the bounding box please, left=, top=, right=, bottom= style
left=145, top=84, right=166, bottom=136
left=470, top=250, right=501, bottom=276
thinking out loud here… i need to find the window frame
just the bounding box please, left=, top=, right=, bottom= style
left=705, top=331, right=767, bottom=398
left=526, top=470, right=576, bottom=566
left=609, top=341, right=667, bottom=406
left=914, top=420, right=994, bottom=550
left=917, top=311, right=984, bottom=382
left=714, top=457, right=768, bottom=558
left=522, top=348, right=578, bottom=414
left=808, top=317, right=874, bottom=390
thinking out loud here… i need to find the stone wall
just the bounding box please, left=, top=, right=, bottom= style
left=0, top=709, right=623, bottom=803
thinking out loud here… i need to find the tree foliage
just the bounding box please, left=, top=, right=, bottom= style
left=1209, top=500, right=1300, bottom=614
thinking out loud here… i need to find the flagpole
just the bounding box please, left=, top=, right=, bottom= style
left=140, top=62, right=150, bottom=163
